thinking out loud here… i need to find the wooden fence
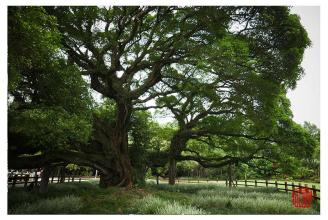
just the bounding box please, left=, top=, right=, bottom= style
left=225, top=179, right=320, bottom=201
left=8, top=174, right=82, bottom=188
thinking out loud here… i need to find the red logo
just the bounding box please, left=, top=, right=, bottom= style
left=292, top=187, right=313, bottom=208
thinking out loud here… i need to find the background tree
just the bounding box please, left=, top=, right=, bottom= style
left=146, top=122, right=175, bottom=184
left=294, top=122, right=320, bottom=180
left=143, top=7, right=311, bottom=183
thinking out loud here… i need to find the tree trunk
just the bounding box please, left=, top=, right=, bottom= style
left=168, top=133, right=188, bottom=185
left=40, top=166, right=50, bottom=194
left=228, top=163, right=233, bottom=188
left=168, top=157, right=176, bottom=185
left=60, top=167, right=66, bottom=183
left=97, top=101, right=133, bottom=188
left=156, top=175, right=159, bottom=185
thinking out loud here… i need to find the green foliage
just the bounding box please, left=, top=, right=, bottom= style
left=8, top=6, right=93, bottom=160
left=240, top=7, right=311, bottom=89
left=8, top=6, right=60, bottom=91
left=294, top=122, right=320, bottom=180
left=66, top=164, right=80, bottom=171
left=151, top=7, right=311, bottom=182
left=93, top=99, right=117, bottom=123
left=9, top=107, right=91, bottom=152
left=129, top=111, right=153, bottom=185
left=7, top=6, right=315, bottom=187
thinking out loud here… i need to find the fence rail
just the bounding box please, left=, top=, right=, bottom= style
left=8, top=174, right=82, bottom=188
left=225, top=179, right=320, bottom=200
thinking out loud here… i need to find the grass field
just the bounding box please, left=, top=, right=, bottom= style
left=152, top=178, right=320, bottom=198
left=8, top=180, right=320, bottom=214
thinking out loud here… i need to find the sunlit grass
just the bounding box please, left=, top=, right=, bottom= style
left=148, top=183, right=320, bottom=214
left=135, top=195, right=206, bottom=214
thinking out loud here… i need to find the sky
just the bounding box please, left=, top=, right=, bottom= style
left=287, top=6, right=320, bottom=127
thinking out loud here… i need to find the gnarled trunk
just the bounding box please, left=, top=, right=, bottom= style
left=98, top=101, right=133, bottom=188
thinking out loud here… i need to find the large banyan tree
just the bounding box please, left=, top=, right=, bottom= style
left=8, top=6, right=310, bottom=187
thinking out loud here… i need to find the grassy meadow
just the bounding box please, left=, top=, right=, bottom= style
left=8, top=180, right=320, bottom=214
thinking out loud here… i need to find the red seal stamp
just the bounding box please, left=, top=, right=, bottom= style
left=292, top=187, right=313, bottom=208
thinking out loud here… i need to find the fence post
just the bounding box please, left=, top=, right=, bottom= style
left=24, top=175, right=29, bottom=188
left=275, top=180, right=278, bottom=189
left=265, top=179, right=268, bottom=188
left=12, top=175, right=18, bottom=188
left=57, top=175, right=60, bottom=183
left=235, top=180, right=238, bottom=187
left=245, top=179, right=247, bottom=187
left=255, top=180, right=257, bottom=187
left=225, top=179, right=228, bottom=187
left=285, top=181, right=288, bottom=193
left=79, top=177, right=81, bottom=183
left=51, top=175, right=54, bottom=183
left=72, top=175, right=75, bottom=182
left=292, top=182, right=295, bottom=191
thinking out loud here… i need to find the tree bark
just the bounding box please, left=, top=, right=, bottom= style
left=40, top=166, right=50, bottom=194
left=168, top=157, right=176, bottom=185
left=97, top=100, right=133, bottom=188
left=168, top=132, right=188, bottom=185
